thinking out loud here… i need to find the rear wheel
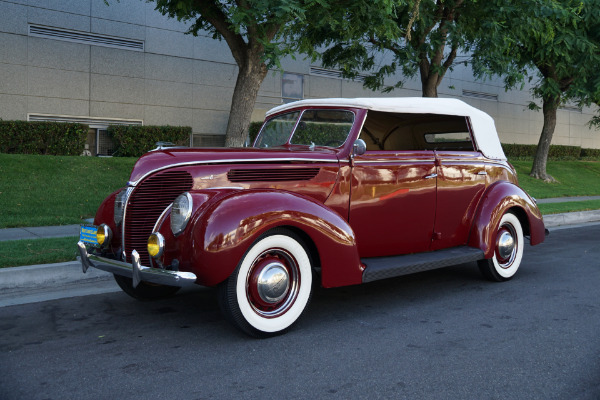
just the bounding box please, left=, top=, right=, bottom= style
left=218, top=228, right=313, bottom=338
left=478, top=213, right=524, bottom=282
left=113, top=274, right=180, bottom=300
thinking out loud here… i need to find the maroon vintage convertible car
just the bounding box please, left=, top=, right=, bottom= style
left=78, top=97, right=546, bottom=337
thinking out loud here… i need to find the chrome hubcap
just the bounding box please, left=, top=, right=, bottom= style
left=497, top=231, right=515, bottom=260
left=256, top=262, right=290, bottom=304
left=247, top=248, right=299, bottom=317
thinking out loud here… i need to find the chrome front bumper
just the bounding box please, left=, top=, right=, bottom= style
left=77, top=241, right=197, bottom=288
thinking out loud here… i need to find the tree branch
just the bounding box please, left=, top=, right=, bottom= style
left=438, top=44, right=458, bottom=85
left=192, top=0, right=248, bottom=67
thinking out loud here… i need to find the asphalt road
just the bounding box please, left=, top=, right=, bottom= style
left=1, top=224, right=599, bottom=400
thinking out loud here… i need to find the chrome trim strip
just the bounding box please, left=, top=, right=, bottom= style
left=204, top=186, right=245, bottom=190
left=354, top=159, right=436, bottom=164
left=121, top=186, right=134, bottom=257
left=153, top=204, right=172, bottom=233
left=77, top=241, right=197, bottom=288
left=481, top=160, right=513, bottom=173
left=128, top=158, right=339, bottom=186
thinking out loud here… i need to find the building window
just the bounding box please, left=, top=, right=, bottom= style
left=282, top=73, right=304, bottom=103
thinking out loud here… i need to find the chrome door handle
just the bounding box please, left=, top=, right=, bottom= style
left=477, top=171, right=487, bottom=175
left=424, top=173, right=438, bottom=179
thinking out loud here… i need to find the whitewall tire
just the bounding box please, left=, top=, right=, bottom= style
left=478, top=213, right=524, bottom=282
left=219, top=228, right=313, bottom=337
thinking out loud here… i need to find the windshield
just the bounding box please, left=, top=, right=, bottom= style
left=255, top=109, right=355, bottom=148
left=254, top=112, right=300, bottom=148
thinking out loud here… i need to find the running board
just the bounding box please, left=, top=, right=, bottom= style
left=362, top=246, right=485, bottom=283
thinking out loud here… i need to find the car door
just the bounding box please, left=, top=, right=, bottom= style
left=430, top=150, right=488, bottom=251
left=349, top=150, right=437, bottom=258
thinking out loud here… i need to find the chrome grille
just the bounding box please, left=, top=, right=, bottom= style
left=228, top=168, right=320, bottom=182
left=124, top=170, right=193, bottom=265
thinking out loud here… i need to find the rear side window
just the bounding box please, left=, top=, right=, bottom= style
left=424, top=131, right=472, bottom=144
left=360, top=111, right=474, bottom=151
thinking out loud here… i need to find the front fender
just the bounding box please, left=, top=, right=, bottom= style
left=188, top=189, right=362, bottom=288
left=468, top=181, right=546, bottom=258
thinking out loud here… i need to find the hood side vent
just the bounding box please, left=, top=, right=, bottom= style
left=228, top=168, right=320, bottom=182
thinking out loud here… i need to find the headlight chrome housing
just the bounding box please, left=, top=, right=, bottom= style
left=147, top=232, right=165, bottom=258
left=96, top=224, right=112, bottom=248
left=171, top=192, right=193, bottom=236
left=114, top=187, right=131, bottom=226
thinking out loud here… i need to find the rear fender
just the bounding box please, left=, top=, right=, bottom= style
left=188, top=189, right=362, bottom=288
left=468, top=181, right=546, bottom=257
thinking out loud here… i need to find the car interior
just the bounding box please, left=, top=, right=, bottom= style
left=360, top=111, right=475, bottom=152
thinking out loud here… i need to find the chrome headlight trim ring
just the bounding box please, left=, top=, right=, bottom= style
left=147, top=232, right=165, bottom=259
left=170, top=192, right=193, bottom=236
left=96, top=223, right=112, bottom=248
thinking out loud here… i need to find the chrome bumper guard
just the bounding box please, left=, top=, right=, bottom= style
left=77, top=241, right=197, bottom=288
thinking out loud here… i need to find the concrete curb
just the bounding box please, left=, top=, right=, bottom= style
left=0, top=260, right=111, bottom=290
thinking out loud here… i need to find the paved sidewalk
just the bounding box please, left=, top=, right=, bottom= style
left=1, top=196, right=600, bottom=242
left=0, top=224, right=81, bottom=242
left=536, top=195, right=600, bottom=204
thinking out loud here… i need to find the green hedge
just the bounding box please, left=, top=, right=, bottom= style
left=501, top=143, right=591, bottom=160
left=581, top=148, right=600, bottom=160
left=109, top=125, right=191, bottom=157
left=0, top=120, right=88, bottom=156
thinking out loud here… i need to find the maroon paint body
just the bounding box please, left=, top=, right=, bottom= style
left=91, top=103, right=545, bottom=289
left=468, top=180, right=545, bottom=257
left=349, top=150, right=437, bottom=256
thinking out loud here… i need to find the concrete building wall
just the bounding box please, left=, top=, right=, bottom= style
left=0, top=0, right=598, bottom=151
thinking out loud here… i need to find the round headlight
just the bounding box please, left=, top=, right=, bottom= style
left=171, top=192, right=193, bottom=235
left=96, top=224, right=112, bottom=247
left=147, top=232, right=165, bottom=258
left=114, top=188, right=130, bottom=226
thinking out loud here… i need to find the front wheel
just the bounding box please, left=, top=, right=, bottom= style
left=218, top=228, right=313, bottom=338
left=478, top=212, right=524, bottom=282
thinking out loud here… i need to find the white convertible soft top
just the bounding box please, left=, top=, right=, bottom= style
left=266, top=97, right=506, bottom=160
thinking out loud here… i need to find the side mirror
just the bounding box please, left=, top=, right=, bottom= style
left=353, top=139, right=366, bottom=156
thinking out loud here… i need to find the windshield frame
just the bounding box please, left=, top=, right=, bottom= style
left=253, top=108, right=356, bottom=149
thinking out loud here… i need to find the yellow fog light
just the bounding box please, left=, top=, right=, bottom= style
left=96, top=224, right=112, bottom=247
left=147, top=232, right=165, bottom=258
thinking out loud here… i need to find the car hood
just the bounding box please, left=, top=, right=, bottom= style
left=128, top=147, right=341, bottom=185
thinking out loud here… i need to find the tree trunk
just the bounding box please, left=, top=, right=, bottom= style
left=418, top=58, right=438, bottom=98
left=530, top=95, right=559, bottom=181
left=224, top=60, right=268, bottom=147
left=421, top=77, right=438, bottom=97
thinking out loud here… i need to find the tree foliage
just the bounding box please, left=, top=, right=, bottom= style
left=152, top=0, right=326, bottom=147
left=471, top=0, right=600, bottom=181
left=296, top=0, right=482, bottom=97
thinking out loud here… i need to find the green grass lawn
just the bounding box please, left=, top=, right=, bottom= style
left=511, top=160, right=600, bottom=199
left=0, top=236, right=78, bottom=268
left=0, top=153, right=136, bottom=228
left=537, top=199, right=600, bottom=215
